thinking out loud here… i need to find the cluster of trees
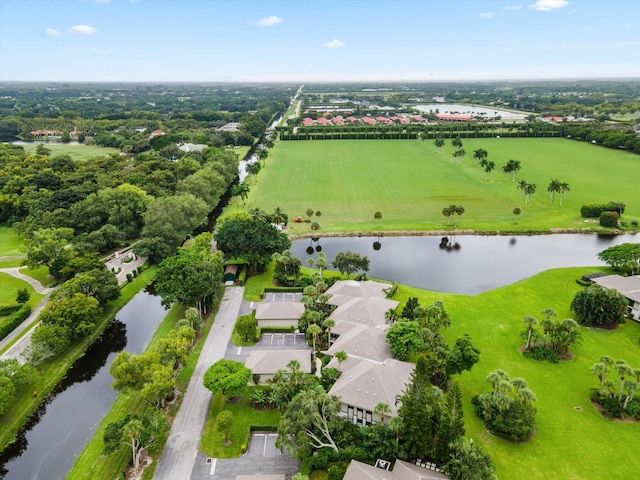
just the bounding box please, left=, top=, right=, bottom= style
left=0, top=359, right=37, bottom=415
left=0, top=141, right=240, bottom=278
left=105, top=307, right=202, bottom=473
left=385, top=298, right=480, bottom=389
left=520, top=309, right=582, bottom=363
left=272, top=355, right=496, bottom=480
left=597, top=243, right=640, bottom=275
left=590, top=356, right=640, bottom=419
left=331, top=251, right=370, bottom=279
left=570, top=285, right=628, bottom=327
left=153, top=233, right=224, bottom=314
left=472, top=370, right=537, bottom=442
left=442, top=205, right=465, bottom=227
left=24, top=266, right=119, bottom=363
left=214, top=213, right=291, bottom=273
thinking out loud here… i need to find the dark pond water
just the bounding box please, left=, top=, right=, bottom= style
left=292, top=233, right=639, bottom=294
left=0, top=291, right=167, bottom=480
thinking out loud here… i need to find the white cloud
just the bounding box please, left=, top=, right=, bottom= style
left=480, top=12, right=494, bottom=18
left=44, top=28, right=60, bottom=36
left=68, top=25, right=98, bottom=34
left=505, top=4, right=523, bottom=10
left=614, top=41, right=640, bottom=46
left=529, top=0, right=569, bottom=11
left=254, top=16, right=282, bottom=27
left=323, top=39, right=345, bottom=48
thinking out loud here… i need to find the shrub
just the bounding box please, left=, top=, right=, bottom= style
left=310, top=222, right=320, bottom=230
left=599, top=211, right=619, bottom=228
left=523, top=345, right=559, bottom=363
left=126, top=273, right=133, bottom=283
left=626, top=399, right=640, bottom=420
left=632, top=220, right=639, bottom=227
left=328, top=464, right=348, bottom=480
left=0, top=304, right=32, bottom=340
left=0, top=304, right=21, bottom=316
left=580, top=202, right=626, bottom=218
left=591, top=391, right=624, bottom=418
left=16, top=288, right=30, bottom=304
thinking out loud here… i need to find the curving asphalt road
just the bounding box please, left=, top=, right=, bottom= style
left=153, top=286, right=245, bottom=480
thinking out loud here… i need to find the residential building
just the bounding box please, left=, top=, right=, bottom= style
left=590, top=274, right=640, bottom=321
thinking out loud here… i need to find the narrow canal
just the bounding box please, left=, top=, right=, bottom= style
left=0, top=291, right=167, bottom=480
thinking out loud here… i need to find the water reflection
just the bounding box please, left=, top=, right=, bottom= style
left=291, top=233, right=638, bottom=294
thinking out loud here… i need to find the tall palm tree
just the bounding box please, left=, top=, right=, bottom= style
left=591, top=362, right=610, bottom=394
left=334, top=350, right=348, bottom=371
left=453, top=148, right=466, bottom=166
left=525, top=183, right=537, bottom=205
left=323, top=318, right=335, bottom=339
left=483, top=160, right=496, bottom=182
left=374, top=402, right=392, bottom=425
left=307, top=324, right=322, bottom=353
left=547, top=178, right=561, bottom=203
left=246, top=161, right=261, bottom=183
left=517, top=179, right=528, bottom=202
left=522, top=315, right=538, bottom=349
left=558, top=182, right=570, bottom=206
left=257, top=148, right=269, bottom=166
left=263, top=136, right=275, bottom=149
left=272, top=206, right=286, bottom=225
left=615, top=362, right=634, bottom=402
left=315, top=252, right=327, bottom=277
left=513, top=207, right=521, bottom=224
left=433, top=137, right=445, bottom=150
left=473, top=148, right=488, bottom=164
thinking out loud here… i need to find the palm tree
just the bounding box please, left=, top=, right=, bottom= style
left=433, top=137, right=445, bottom=150
left=263, top=136, right=275, bottom=149
left=257, top=148, right=269, bottom=166
left=517, top=386, right=537, bottom=405
left=248, top=207, right=267, bottom=221
left=558, top=182, right=570, bottom=206
left=615, top=362, right=634, bottom=402
left=483, top=160, right=496, bottom=182
left=473, top=148, right=488, bottom=164
left=233, top=182, right=250, bottom=207
left=334, top=350, right=348, bottom=371
left=522, top=315, right=538, bottom=349
left=548, top=178, right=561, bottom=203
left=591, top=362, right=610, bottom=394
left=307, top=324, right=322, bottom=352
left=272, top=206, right=286, bottom=225
left=246, top=161, right=261, bottom=183
left=517, top=179, right=528, bottom=202
left=453, top=148, right=466, bottom=165
left=525, top=183, right=537, bottom=205
left=513, top=207, right=521, bottom=224
left=454, top=205, right=465, bottom=227
left=323, top=318, right=335, bottom=339
left=315, top=251, right=327, bottom=277
left=385, top=307, right=397, bottom=324
left=374, top=402, right=392, bottom=425
left=442, top=206, right=452, bottom=226
left=451, top=137, right=463, bottom=148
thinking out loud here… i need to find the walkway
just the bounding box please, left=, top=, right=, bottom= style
left=0, top=267, right=57, bottom=360
left=153, top=287, right=245, bottom=480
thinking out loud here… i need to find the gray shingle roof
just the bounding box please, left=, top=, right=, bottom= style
left=244, top=349, right=311, bottom=375
left=326, top=323, right=391, bottom=363
left=327, top=358, right=414, bottom=415
left=329, top=297, right=398, bottom=327
left=592, top=274, right=640, bottom=302
left=327, top=280, right=392, bottom=305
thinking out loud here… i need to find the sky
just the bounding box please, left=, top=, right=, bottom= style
left=0, top=0, right=639, bottom=82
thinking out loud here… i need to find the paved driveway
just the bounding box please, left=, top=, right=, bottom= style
left=190, top=432, right=299, bottom=480
left=262, top=292, right=303, bottom=302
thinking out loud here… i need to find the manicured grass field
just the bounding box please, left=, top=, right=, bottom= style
left=20, top=143, right=119, bottom=161
left=0, top=272, right=43, bottom=309
left=249, top=139, right=640, bottom=234
left=0, top=226, right=23, bottom=257
left=392, top=266, right=640, bottom=480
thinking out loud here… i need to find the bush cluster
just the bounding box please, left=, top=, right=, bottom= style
left=580, top=202, right=625, bottom=218
left=0, top=304, right=32, bottom=341
left=522, top=345, right=559, bottom=363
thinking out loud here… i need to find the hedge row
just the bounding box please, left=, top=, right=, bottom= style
left=0, top=304, right=32, bottom=341
left=263, top=287, right=305, bottom=293
left=580, top=202, right=626, bottom=218
left=0, top=304, right=21, bottom=316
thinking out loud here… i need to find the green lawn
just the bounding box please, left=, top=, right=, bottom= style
left=200, top=389, right=281, bottom=458
left=20, top=143, right=119, bottom=161
left=248, top=139, right=640, bottom=235
left=0, top=226, right=25, bottom=267
left=392, top=266, right=640, bottom=480
left=20, top=265, right=57, bottom=288
left=0, top=272, right=43, bottom=309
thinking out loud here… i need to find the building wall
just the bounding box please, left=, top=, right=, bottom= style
left=257, top=318, right=298, bottom=328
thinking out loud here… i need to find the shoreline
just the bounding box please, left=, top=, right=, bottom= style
left=287, top=227, right=639, bottom=240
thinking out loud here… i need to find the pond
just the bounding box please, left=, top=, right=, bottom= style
left=0, top=290, right=167, bottom=480
left=291, top=234, right=638, bottom=294
left=414, top=104, right=526, bottom=120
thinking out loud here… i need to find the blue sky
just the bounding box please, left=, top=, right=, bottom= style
left=1, top=0, right=638, bottom=82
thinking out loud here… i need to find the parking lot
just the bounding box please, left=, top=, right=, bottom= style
left=259, top=332, right=307, bottom=346
left=263, top=292, right=303, bottom=302
left=191, top=433, right=299, bottom=480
